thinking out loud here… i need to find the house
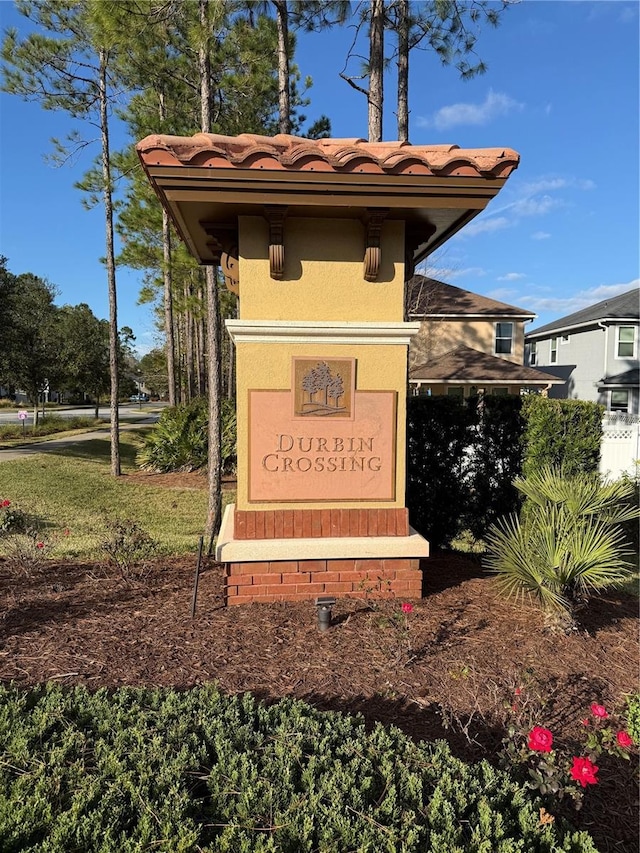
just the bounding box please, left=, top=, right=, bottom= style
left=525, top=287, right=640, bottom=414
left=406, top=276, right=563, bottom=397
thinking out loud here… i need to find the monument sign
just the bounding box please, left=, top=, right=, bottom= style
left=137, top=133, right=519, bottom=604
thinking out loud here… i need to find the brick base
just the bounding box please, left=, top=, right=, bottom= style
left=234, top=507, right=409, bottom=539
left=225, top=558, right=422, bottom=605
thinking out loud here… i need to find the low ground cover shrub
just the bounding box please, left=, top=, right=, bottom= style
left=625, top=693, right=640, bottom=744
left=99, top=518, right=159, bottom=579
left=0, top=683, right=598, bottom=852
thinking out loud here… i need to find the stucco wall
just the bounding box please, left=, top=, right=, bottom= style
left=238, top=216, right=405, bottom=322
left=233, top=214, right=411, bottom=510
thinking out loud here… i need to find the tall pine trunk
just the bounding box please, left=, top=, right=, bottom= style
left=368, top=0, right=384, bottom=142
left=396, top=0, right=409, bottom=143
left=200, top=0, right=222, bottom=551
left=100, top=48, right=120, bottom=476
left=274, top=0, right=290, bottom=134
left=162, top=210, right=177, bottom=406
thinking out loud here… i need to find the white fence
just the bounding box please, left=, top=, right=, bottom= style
left=599, top=412, right=640, bottom=480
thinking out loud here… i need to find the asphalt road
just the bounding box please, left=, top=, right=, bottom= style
left=0, top=403, right=167, bottom=425
left=0, top=416, right=160, bottom=462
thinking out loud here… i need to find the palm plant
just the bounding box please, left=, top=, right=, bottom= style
left=137, top=398, right=236, bottom=474
left=485, top=466, right=639, bottom=628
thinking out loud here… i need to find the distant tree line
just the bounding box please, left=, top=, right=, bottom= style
left=0, top=256, right=136, bottom=426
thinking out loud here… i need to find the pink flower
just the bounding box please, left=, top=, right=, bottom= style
left=514, top=687, right=522, bottom=696
left=581, top=719, right=590, bottom=726
left=570, top=756, right=599, bottom=787
left=36, top=542, right=44, bottom=549
left=63, top=528, right=70, bottom=536
left=590, top=703, right=608, bottom=719
left=528, top=726, right=553, bottom=753
left=2, top=499, right=10, bottom=507
left=616, top=731, right=633, bottom=748
left=401, top=602, right=413, bottom=614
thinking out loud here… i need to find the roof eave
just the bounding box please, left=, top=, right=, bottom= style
left=527, top=316, right=640, bottom=339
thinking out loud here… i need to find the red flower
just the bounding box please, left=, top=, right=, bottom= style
left=528, top=726, right=553, bottom=752
left=2, top=499, right=10, bottom=507
left=581, top=719, right=590, bottom=726
left=36, top=542, right=44, bottom=549
left=514, top=687, right=522, bottom=696
left=616, top=731, right=633, bottom=748
left=401, top=602, right=413, bottom=614
left=570, top=756, right=599, bottom=787
left=590, top=703, right=608, bottom=719
left=63, top=528, right=70, bottom=536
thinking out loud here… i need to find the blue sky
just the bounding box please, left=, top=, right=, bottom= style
left=1, top=0, right=638, bottom=354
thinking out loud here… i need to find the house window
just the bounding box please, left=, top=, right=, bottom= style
left=610, top=390, right=630, bottom=412
left=617, top=326, right=636, bottom=358
left=550, top=337, right=558, bottom=363
left=447, top=386, right=464, bottom=398
left=529, top=341, right=537, bottom=365
left=492, top=387, right=509, bottom=396
left=495, top=322, right=513, bottom=355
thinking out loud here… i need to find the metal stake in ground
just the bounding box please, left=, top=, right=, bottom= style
left=190, top=536, right=204, bottom=618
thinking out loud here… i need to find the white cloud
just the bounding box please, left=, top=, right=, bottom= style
left=458, top=216, right=511, bottom=238
left=489, top=288, right=517, bottom=300
left=497, top=272, right=526, bottom=282
left=458, top=172, right=594, bottom=240
left=418, top=89, right=524, bottom=131
left=428, top=265, right=487, bottom=280
left=511, top=194, right=563, bottom=217
left=521, top=280, right=639, bottom=315
left=619, top=6, right=637, bottom=23
left=519, top=176, right=595, bottom=195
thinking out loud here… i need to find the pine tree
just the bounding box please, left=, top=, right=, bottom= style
left=1, top=0, right=127, bottom=473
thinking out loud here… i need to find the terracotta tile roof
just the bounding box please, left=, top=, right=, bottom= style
left=527, top=287, right=640, bottom=337
left=407, top=276, right=535, bottom=317
left=409, top=345, right=564, bottom=384
left=136, top=133, right=519, bottom=178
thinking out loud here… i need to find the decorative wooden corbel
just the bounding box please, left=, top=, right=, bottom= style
left=362, top=208, right=389, bottom=282
left=264, top=205, right=287, bottom=280
left=220, top=246, right=239, bottom=295
left=200, top=222, right=239, bottom=295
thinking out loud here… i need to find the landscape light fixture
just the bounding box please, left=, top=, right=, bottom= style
left=315, top=596, right=336, bottom=631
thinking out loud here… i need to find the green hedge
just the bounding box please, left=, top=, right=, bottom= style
left=0, top=683, right=597, bottom=852
left=521, top=397, right=602, bottom=478
left=406, top=396, right=524, bottom=548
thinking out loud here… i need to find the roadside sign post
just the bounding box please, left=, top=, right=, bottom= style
left=18, top=410, right=28, bottom=436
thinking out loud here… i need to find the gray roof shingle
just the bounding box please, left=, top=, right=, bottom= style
left=527, top=288, right=639, bottom=337
left=599, top=368, right=640, bottom=387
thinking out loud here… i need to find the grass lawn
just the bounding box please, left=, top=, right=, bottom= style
left=0, top=431, right=227, bottom=558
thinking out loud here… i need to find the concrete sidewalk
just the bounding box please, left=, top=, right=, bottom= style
left=0, top=421, right=155, bottom=462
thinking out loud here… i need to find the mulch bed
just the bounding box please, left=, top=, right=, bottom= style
left=1, top=550, right=638, bottom=852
